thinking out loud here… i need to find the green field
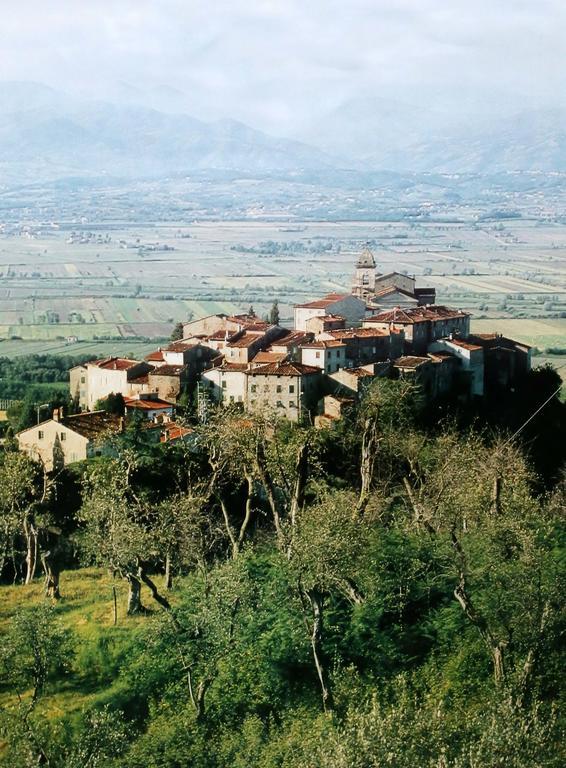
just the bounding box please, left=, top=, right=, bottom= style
left=0, top=338, right=166, bottom=359
left=470, top=317, right=566, bottom=351
left=1, top=219, right=565, bottom=355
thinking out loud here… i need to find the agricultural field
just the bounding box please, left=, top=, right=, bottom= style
left=0, top=218, right=564, bottom=355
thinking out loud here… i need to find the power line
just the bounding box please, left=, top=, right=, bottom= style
left=502, top=384, right=563, bottom=447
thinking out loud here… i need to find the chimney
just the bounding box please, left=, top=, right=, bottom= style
left=53, top=408, right=59, bottom=422
left=59, top=405, right=64, bottom=419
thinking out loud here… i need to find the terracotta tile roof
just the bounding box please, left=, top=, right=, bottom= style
left=428, top=352, right=456, bottom=363
left=149, top=364, right=188, bottom=377
left=227, top=332, right=264, bottom=348
left=253, top=351, right=288, bottom=364
left=394, top=356, right=430, bottom=369
left=443, top=338, right=482, bottom=351
left=213, top=362, right=250, bottom=372
left=328, top=328, right=389, bottom=339
left=373, top=285, right=417, bottom=299
left=249, top=362, right=322, bottom=376
left=61, top=411, right=123, bottom=440
left=89, top=357, right=140, bottom=370
left=160, top=425, right=194, bottom=443
left=468, top=333, right=531, bottom=350
left=375, top=271, right=410, bottom=281
left=301, top=339, right=346, bottom=349
left=341, top=367, right=377, bottom=378
left=129, top=374, right=150, bottom=384
left=294, top=293, right=350, bottom=309
left=145, top=349, right=165, bottom=362
left=165, top=340, right=198, bottom=352
left=124, top=397, right=173, bottom=411
left=272, top=330, right=313, bottom=347
left=366, top=305, right=468, bottom=324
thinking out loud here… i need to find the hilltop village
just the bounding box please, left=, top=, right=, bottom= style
left=17, top=249, right=531, bottom=468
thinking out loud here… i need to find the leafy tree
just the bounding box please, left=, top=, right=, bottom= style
left=0, top=452, right=52, bottom=584
left=0, top=603, right=73, bottom=703
left=78, top=455, right=171, bottom=614
left=94, top=391, right=125, bottom=415
left=269, top=299, right=280, bottom=326
left=170, top=322, right=184, bottom=342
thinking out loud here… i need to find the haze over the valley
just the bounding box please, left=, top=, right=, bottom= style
left=1, top=1, right=565, bottom=182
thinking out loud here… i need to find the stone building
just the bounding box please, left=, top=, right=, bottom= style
left=429, top=337, right=485, bottom=396
left=299, top=340, right=348, bottom=373
left=17, top=409, right=124, bottom=470
left=364, top=306, right=470, bottom=355
left=77, top=358, right=153, bottom=411
left=319, top=327, right=404, bottom=366
left=352, top=247, right=435, bottom=307
left=293, top=293, right=366, bottom=331
left=147, top=364, right=190, bottom=402
left=246, top=362, right=322, bottom=422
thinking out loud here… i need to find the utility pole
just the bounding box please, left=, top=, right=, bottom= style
left=36, top=403, right=50, bottom=425
left=196, top=382, right=209, bottom=423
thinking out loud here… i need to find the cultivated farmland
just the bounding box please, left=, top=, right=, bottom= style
left=1, top=219, right=564, bottom=355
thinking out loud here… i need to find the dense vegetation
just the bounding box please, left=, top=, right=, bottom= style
left=0, top=377, right=564, bottom=767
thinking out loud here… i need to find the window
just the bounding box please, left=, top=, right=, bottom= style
left=38, top=430, right=44, bottom=440
left=289, top=401, right=296, bottom=408
left=251, top=384, right=257, bottom=393
left=230, top=395, right=235, bottom=403
left=263, top=385, right=269, bottom=392
left=277, top=400, right=283, bottom=407
left=289, top=385, right=295, bottom=393
left=276, top=384, right=282, bottom=393
left=80, top=376, right=85, bottom=384
left=222, top=381, right=227, bottom=389
left=315, top=351, right=321, bottom=359
left=60, top=433, right=66, bottom=442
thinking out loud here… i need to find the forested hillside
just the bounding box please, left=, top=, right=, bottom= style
left=0, top=378, right=564, bottom=767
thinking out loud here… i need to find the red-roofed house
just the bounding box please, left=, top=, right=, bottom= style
left=299, top=339, right=348, bottom=374
left=124, top=394, right=175, bottom=420
left=247, top=362, right=322, bottom=421
left=364, top=305, right=470, bottom=354
left=81, top=358, right=153, bottom=411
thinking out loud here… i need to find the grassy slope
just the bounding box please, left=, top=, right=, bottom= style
left=0, top=568, right=171, bottom=723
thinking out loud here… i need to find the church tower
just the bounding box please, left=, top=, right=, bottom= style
left=352, top=246, right=377, bottom=300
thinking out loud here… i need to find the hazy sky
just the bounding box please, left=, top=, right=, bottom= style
left=1, top=0, right=564, bottom=133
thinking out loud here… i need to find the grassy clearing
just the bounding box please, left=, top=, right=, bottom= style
left=0, top=567, right=172, bottom=721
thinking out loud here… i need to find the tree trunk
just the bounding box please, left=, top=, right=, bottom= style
left=138, top=562, right=172, bottom=610
left=357, top=417, right=379, bottom=517
left=490, top=475, right=502, bottom=515
left=516, top=600, right=551, bottom=708
left=41, top=550, right=60, bottom=600
left=289, top=442, right=309, bottom=532
left=188, top=670, right=210, bottom=722
left=255, top=441, right=285, bottom=547
left=126, top=574, right=143, bottom=615
left=24, top=519, right=38, bottom=585
left=306, top=588, right=333, bottom=712
left=454, top=575, right=506, bottom=685
left=164, top=552, right=173, bottom=590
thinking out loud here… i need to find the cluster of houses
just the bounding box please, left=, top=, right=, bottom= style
left=17, top=249, right=532, bottom=469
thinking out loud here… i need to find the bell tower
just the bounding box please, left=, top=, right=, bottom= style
left=352, top=246, right=376, bottom=299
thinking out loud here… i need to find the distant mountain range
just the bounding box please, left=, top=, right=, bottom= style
left=0, top=82, right=564, bottom=184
